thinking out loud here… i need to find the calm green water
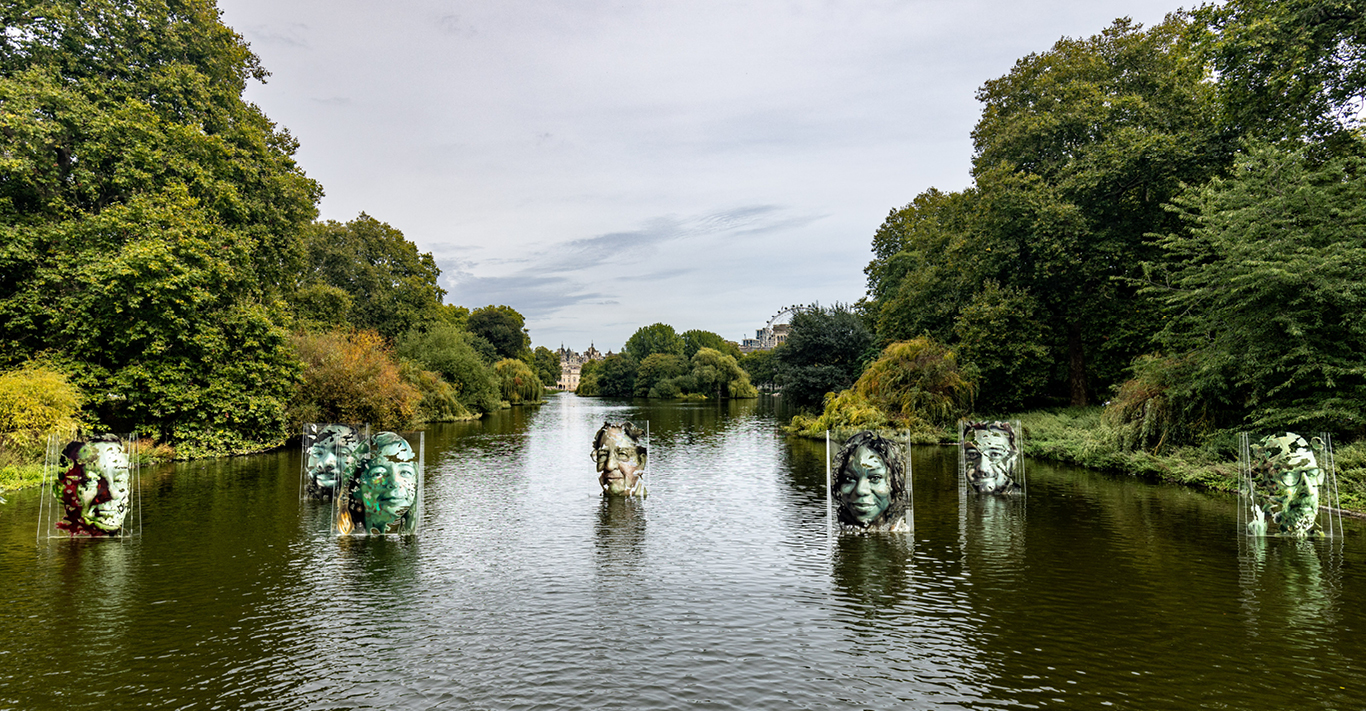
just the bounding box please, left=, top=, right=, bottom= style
left=2, top=394, right=1364, bottom=709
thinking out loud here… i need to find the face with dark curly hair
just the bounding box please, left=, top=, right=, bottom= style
left=834, top=431, right=905, bottom=529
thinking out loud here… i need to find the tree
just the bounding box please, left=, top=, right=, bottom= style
left=738, top=349, right=779, bottom=389
left=0, top=0, right=320, bottom=454
left=623, top=323, right=685, bottom=362
left=467, top=305, right=530, bottom=361
left=681, top=329, right=741, bottom=359
left=294, top=214, right=445, bottom=340
left=777, top=304, right=874, bottom=409
left=634, top=353, right=689, bottom=397
left=290, top=330, right=420, bottom=431
left=396, top=324, right=501, bottom=415
left=595, top=354, right=638, bottom=398
left=1144, top=142, right=1366, bottom=437
left=494, top=358, right=543, bottom=404
left=532, top=346, right=560, bottom=389
left=689, top=348, right=758, bottom=399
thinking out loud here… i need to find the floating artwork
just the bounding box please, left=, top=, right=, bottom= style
left=39, top=433, right=140, bottom=539
left=829, top=431, right=911, bottom=533
left=300, top=423, right=365, bottom=500
left=1239, top=432, right=1342, bottom=538
left=592, top=421, right=648, bottom=497
left=959, top=420, right=1025, bottom=495
left=332, top=430, right=424, bottom=536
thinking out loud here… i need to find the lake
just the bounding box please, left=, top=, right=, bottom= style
left=2, top=394, right=1363, bottom=709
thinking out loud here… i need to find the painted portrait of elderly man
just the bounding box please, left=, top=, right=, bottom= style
left=961, top=420, right=1024, bottom=495
left=832, top=431, right=909, bottom=532
left=592, top=421, right=647, bottom=497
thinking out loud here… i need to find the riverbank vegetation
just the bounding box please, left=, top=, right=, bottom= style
left=0, top=1, right=547, bottom=483
left=762, top=1, right=1366, bottom=512
left=575, top=323, right=758, bottom=400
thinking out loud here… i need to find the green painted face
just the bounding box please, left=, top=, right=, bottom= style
left=305, top=425, right=359, bottom=494
left=80, top=441, right=131, bottom=532
left=357, top=434, right=417, bottom=533
left=838, top=445, right=891, bottom=525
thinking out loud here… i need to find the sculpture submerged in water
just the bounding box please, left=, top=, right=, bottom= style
left=303, top=424, right=362, bottom=499
left=52, top=435, right=132, bottom=536
left=593, top=421, right=647, bottom=497
left=833, top=431, right=909, bottom=532
left=961, top=420, right=1023, bottom=495
left=1244, top=432, right=1326, bottom=538
left=338, top=431, right=420, bottom=535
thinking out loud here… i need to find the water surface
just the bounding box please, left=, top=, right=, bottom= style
left=2, top=394, right=1363, bottom=709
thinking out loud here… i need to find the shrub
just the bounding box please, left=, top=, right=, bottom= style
left=290, top=330, right=421, bottom=430
left=494, top=358, right=544, bottom=404
left=0, top=362, right=82, bottom=465
left=397, top=324, right=501, bottom=414
left=400, top=360, right=473, bottom=422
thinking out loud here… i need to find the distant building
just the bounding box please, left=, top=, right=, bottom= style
left=740, top=323, right=790, bottom=353
left=557, top=344, right=605, bottom=391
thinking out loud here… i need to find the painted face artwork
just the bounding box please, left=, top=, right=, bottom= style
left=838, top=445, right=892, bottom=524
left=833, top=431, right=908, bottom=532
left=964, top=422, right=1020, bottom=495
left=1248, top=433, right=1323, bottom=538
left=352, top=432, right=418, bottom=534
left=304, top=425, right=361, bottom=498
left=592, top=422, right=647, bottom=497
left=53, top=437, right=131, bottom=537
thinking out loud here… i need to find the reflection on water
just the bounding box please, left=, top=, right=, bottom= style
left=1, top=394, right=1366, bottom=709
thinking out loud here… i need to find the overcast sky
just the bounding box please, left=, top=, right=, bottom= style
left=216, top=0, right=1186, bottom=352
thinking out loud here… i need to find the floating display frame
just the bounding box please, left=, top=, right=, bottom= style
left=332, top=430, right=424, bottom=537
left=37, top=431, right=142, bottom=541
left=300, top=423, right=368, bottom=501
left=591, top=420, right=649, bottom=499
left=1238, top=431, right=1343, bottom=539
left=958, top=420, right=1026, bottom=497
left=826, top=430, right=913, bottom=534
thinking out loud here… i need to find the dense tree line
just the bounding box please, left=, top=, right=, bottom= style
left=576, top=323, right=757, bottom=400
left=793, top=1, right=1366, bottom=447
left=0, top=0, right=542, bottom=457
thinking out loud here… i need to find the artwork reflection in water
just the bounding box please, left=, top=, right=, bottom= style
left=1239, top=431, right=1342, bottom=539
left=300, top=423, right=365, bottom=500
left=300, top=425, right=423, bottom=536
left=592, top=421, right=647, bottom=497
left=959, top=420, right=1024, bottom=495
left=38, top=432, right=140, bottom=539
left=830, top=431, right=911, bottom=533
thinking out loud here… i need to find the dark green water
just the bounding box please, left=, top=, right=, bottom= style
left=2, top=394, right=1364, bottom=709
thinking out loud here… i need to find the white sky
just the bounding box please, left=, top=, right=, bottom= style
left=216, top=0, right=1186, bottom=352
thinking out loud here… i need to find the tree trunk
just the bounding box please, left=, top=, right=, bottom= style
left=1068, top=322, right=1088, bottom=406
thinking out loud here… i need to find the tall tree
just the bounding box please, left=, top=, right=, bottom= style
left=623, top=323, right=685, bottom=362
left=467, top=305, right=530, bottom=361
left=777, top=304, right=874, bottom=409
left=0, top=0, right=320, bottom=453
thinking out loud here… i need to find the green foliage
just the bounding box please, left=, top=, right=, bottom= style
left=494, top=358, right=544, bottom=404
left=623, top=323, right=685, bottom=362
left=532, top=346, right=560, bottom=389
left=399, top=359, right=473, bottom=423
left=289, top=330, right=421, bottom=432
left=0, top=0, right=320, bottom=456
left=1201, top=0, right=1366, bottom=152
left=293, top=214, right=445, bottom=339
left=687, top=347, right=758, bottom=399
left=681, top=329, right=740, bottom=359
left=396, top=324, right=501, bottom=415
left=635, top=353, right=689, bottom=397
left=1145, top=142, right=1366, bottom=437
left=595, top=354, right=638, bottom=398
left=575, top=370, right=600, bottom=396
left=1103, top=354, right=1209, bottom=453
left=855, top=338, right=976, bottom=426
left=468, top=305, right=530, bottom=361
left=0, top=361, right=81, bottom=464
left=777, top=304, right=874, bottom=409
left=737, top=349, right=779, bottom=388
left=952, top=281, right=1050, bottom=412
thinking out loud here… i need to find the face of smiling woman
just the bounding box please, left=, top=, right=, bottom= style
left=838, top=445, right=892, bottom=525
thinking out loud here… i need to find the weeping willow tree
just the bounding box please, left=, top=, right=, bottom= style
left=494, top=359, right=544, bottom=405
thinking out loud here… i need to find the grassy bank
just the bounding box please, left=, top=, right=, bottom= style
left=790, top=405, right=1366, bottom=516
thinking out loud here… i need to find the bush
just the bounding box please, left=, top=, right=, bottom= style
left=0, top=362, right=82, bottom=465
left=494, top=358, right=544, bottom=404
left=397, top=324, right=501, bottom=414
left=400, top=360, right=474, bottom=422
left=290, top=330, right=421, bottom=430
